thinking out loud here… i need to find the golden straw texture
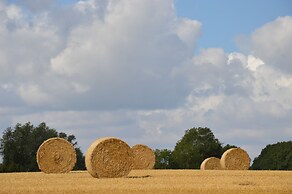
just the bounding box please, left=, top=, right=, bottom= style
left=220, top=148, right=250, bottom=170
left=36, top=137, right=76, bottom=173
left=85, top=137, right=134, bottom=178
left=200, top=157, right=222, bottom=170
left=132, top=144, right=155, bottom=169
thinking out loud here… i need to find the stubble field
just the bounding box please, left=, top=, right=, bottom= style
left=0, top=170, right=291, bottom=194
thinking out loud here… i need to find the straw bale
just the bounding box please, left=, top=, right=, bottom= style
left=200, top=157, right=222, bottom=170
left=131, top=144, right=155, bottom=169
left=85, top=137, right=134, bottom=178
left=36, top=137, right=76, bottom=173
left=220, top=148, right=250, bottom=170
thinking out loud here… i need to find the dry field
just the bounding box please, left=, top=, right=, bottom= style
left=0, top=170, right=291, bottom=194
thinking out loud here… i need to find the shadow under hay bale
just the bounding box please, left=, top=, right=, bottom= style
left=220, top=148, right=250, bottom=170
left=37, top=137, right=77, bottom=173
left=126, top=175, right=151, bottom=178
left=200, top=157, right=223, bottom=170
left=85, top=137, right=134, bottom=178
left=131, top=144, right=155, bottom=170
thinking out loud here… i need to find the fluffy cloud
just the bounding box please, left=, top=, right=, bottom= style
left=49, top=0, right=201, bottom=110
left=250, top=16, right=292, bottom=73
left=0, top=1, right=291, bottom=160
left=1, top=0, right=202, bottom=110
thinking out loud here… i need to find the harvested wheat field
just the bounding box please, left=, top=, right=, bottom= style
left=0, top=170, right=291, bottom=194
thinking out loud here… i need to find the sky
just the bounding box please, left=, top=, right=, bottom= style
left=0, top=0, right=292, bottom=162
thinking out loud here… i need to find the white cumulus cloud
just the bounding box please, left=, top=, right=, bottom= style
left=250, top=16, right=292, bottom=73
left=0, top=1, right=291, bottom=161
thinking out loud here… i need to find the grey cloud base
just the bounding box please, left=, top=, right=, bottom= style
left=0, top=0, right=292, bottom=161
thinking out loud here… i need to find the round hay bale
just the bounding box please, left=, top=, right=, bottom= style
left=36, top=137, right=76, bottom=173
left=200, top=157, right=222, bottom=170
left=220, top=148, right=250, bottom=170
left=85, top=137, right=134, bottom=178
left=131, top=144, right=155, bottom=169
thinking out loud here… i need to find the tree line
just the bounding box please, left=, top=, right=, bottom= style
left=154, top=127, right=292, bottom=170
left=0, top=122, right=85, bottom=172
left=251, top=141, right=292, bottom=170
left=154, top=127, right=236, bottom=169
left=0, top=122, right=291, bottom=172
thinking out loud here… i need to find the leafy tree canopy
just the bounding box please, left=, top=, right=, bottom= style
left=171, top=127, right=223, bottom=169
left=154, top=149, right=174, bottom=169
left=0, top=122, right=85, bottom=172
left=251, top=141, right=292, bottom=170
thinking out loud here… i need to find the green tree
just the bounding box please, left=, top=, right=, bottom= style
left=0, top=122, right=57, bottom=172
left=154, top=149, right=174, bottom=169
left=74, top=148, right=86, bottom=170
left=251, top=141, right=292, bottom=170
left=0, top=122, right=85, bottom=172
left=172, top=127, right=222, bottom=169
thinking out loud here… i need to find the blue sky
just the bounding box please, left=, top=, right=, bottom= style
left=1, top=0, right=292, bottom=161
left=174, top=0, right=292, bottom=52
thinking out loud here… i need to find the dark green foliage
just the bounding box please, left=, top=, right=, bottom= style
left=171, top=127, right=223, bottom=169
left=154, top=127, right=237, bottom=169
left=154, top=149, right=174, bottom=169
left=0, top=122, right=57, bottom=172
left=251, top=141, right=292, bottom=170
left=74, top=147, right=86, bottom=170
left=0, top=122, right=85, bottom=172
